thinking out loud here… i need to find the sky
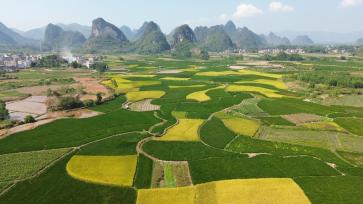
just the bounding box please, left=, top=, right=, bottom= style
left=0, top=0, right=362, bottom=34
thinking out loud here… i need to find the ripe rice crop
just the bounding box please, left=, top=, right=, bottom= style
left=186, top=86, right=224, bottom=102
left=301, top=121, right=346, bottom=132
left=126, top=91, right=165, bottom=102
left=102, top=77, right=160, bottom=93
left=169, top=85, right=206, bottom=89
left=238, top=70, right=282, bottom=79
left=195, top=71, right=240, bottom=77
left=216, top=112, right=260, bottom=137
left=226, top=85, right=285, bottom=98
left=236, top=79, right=288, bottom=90
left=137, top=185, right=195, bottom=204
left=156, top=119, right=204, bottom=141
left=161, top=77, right=190, bottom=81
left=66, top=155, right=137, bottom=187
left=137, top=178, right=310, bottom=204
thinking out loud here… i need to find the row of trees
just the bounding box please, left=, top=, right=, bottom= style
left=263, top=52, right=304, bottom=61
left=294, top=71, right=363, bottom=89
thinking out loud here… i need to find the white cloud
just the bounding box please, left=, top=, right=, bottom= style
left=340, top=0, right=363, bottom=7
left=269, top=2, right=294, bottom=12
left=233, top=4, right=263, bottom=18
left=219, top=14, right=228, bottom=21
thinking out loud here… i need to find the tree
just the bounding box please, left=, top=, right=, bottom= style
left=24, top=115, right=36, bottom=123
left=0, top=100, right=9, bottom=120
left=71, top=61, right=82, bottom=68
left=96, top=93, right=103, bottom=105
left=200, top=49, right=209, bottom=60
left=91, top=62, right=108, bottom=73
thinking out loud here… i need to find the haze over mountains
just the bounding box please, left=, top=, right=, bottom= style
left=1, top=18, right=362, bottom=53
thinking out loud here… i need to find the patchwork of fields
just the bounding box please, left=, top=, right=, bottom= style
left=1, top=56, right=363, bottom=203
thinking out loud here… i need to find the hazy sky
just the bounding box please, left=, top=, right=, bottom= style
left=1, top=0, right=362, bottom=33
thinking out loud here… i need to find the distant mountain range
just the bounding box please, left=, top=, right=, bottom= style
left=1, top=19, right=363, bottom=53
left=0, top=23, right=39, bottom=46
left=277, top=30, right=363, bottom=44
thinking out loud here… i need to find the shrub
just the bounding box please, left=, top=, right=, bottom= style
left=0, top=100, right=9, bottom=120
left=83, top=100, right=95, bottom=107
left=24, top=115, right=36, bottom=123
left=57, top=96, right=84, bottom=110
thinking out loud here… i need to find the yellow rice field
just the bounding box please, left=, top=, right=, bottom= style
left=137, top=178, right=310, bottom=204
left=216, top=112, right=260, bottom=136
left=102, top=77, right=160, bottom=93
left=226, top=85, right=285, bottom=98
left=161, top=77, right=191, bottom=81
left=195, top=71, right=240, bottom=77
left=137, top=186, right=195, bottom=204
left=156, top=119, right=204, bottom=141
left=169, top=85, right=206, bottom=89
left=236, top=79, right=288, bottom=90
left=195, top=70, right=282, bottom=79
left=126, top=91, right=165, bottom=102
left=301, top=121, right=346, bottom=132
left=121, top=74, right=157, bottom=78
left=237, top=70, right=283, bottom=79
left=66, top=155, right=137, bottom=187
left=186, top=86, right=224, bottom=102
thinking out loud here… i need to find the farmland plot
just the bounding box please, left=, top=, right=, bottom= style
left=126, top=91, right=165, bottom=102
left=226, top=85, right=285, bottom=98
left=129, top=99, right=160, bottom=112
left=215, top=112, right=260, bottom=137
left=186, top=86, right=224, bottom=102
left=156, top=119, right=204, bottom=141
left=0, top=148, right=70, bottom=183
left=151, top=161, right=192, bottom=188
left=137, top=178, right=310, bottom=204
left=66, top=155, right=137, bottom=186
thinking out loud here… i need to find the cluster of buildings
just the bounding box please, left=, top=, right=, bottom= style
left=0, top=54, right=41, bottom=71
left=258, top=48, right=306, bottom=55
left=61, top=55, right=96, bottom=68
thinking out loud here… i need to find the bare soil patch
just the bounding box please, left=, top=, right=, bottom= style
left=128, top=99, right=160, bottom=112
left=157, top=70, right=182, bottom=74
left=37, top=108, right=102, bottom=120
left=282, top=113, right=324, bottom=125
left=73, top=77, right=110, bottom=100
left=0, top=119, right=55, bottom=138
left=6, top=96, right=48, bottom=120
left=229, top=66, right=248, bottom=70
left=151, top=161, right=193, bottom=188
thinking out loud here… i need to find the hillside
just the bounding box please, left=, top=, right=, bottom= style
left=168, top=24, right=197, bottom=48
left=0, top=22, right=37, bottom=46
left=84, top=18, right=129, bottom=52
left=262, top=32, right=290, bottom=46
left=292, top=35, right=314, bottom=46
left=194, top=25, right=235, bottom=52
left=133, top=21, right=170, bottom=54
left=43, top=24, right=86, bottom=50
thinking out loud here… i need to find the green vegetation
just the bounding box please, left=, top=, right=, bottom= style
left=0, top=106, right=159, bottom=154
left=32, top=55, right=68, bottom=68
left=200, top=117, right=236, bottom=148
left=1, top=55, right=363, bottom=203
left=0, top=155, right=137, bottom=204
left=133, top=155, right=153, bottom=189
left=0, top=100, right=9, bottom=120
left=294, top=71, right=363, bottom=88
left=295, top=176, right=363, bottom=204
left=335, top=117, right=363, bottom=136
left=258, top=98, right=340, bottom=116
left=0, top=148, right=70, bottom=183
left=24, top=115, right=36, bottom=123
